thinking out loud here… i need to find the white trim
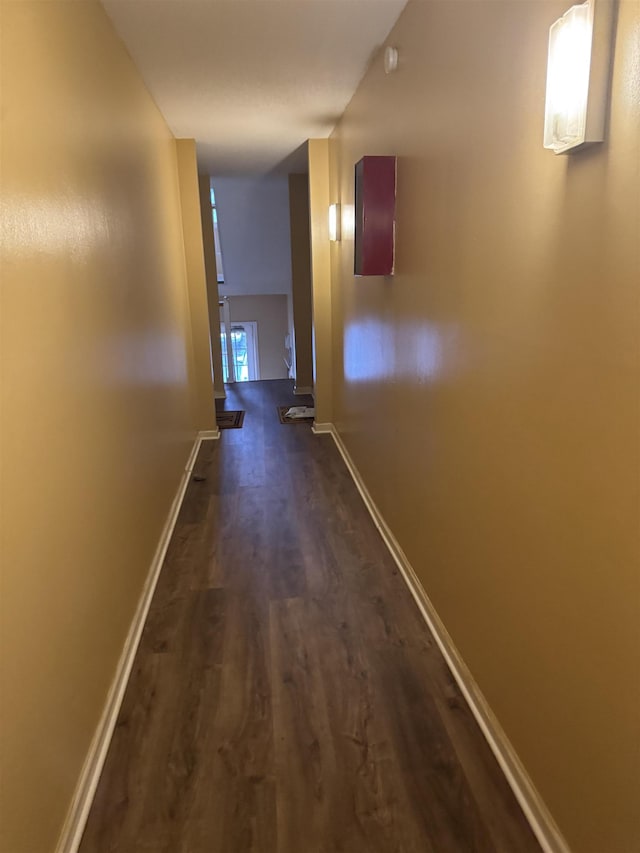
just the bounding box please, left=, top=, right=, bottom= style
left=55, top=436, right=204, bottom=853
left=317, top=423, right=571, bottom=853
left=199, top=428, right=220, bottom=440
left=214, top=390, right=227, bottom=400
left=184, top=436, right=202, bottom=473
left=294, top=385, right=313, bottom=396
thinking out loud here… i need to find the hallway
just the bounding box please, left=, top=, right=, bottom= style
left=79, top=380, right=540, bottom=853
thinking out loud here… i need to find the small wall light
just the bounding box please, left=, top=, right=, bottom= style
left=328, top=203, right=341, bottom=242
left=384, top=46, right=399, bottom=75
left=543, top=0, right=614, bottom=154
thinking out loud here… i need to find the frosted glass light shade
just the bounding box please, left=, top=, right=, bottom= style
left=543, top=0, right=613, bottom=154
left=328, top=203, right=341, bottom=242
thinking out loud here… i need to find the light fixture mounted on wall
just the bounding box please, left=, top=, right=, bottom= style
left=543, top=0, right=614, bottom=154
left=384, top=46, right=399, bottom=75
left=328, top=203, right=341, bottom=242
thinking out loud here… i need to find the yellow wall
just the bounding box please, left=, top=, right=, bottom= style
left=288, top=173, right=314, bottom=391
left=329, top=1, right=640, bottom=851
left=308, top=140, right=333, bottom=424
left=175, top=140, right=216, bottom=431
left=0, top=2, right=202, bottom=850
left=198, top=173, right=226, bottom=398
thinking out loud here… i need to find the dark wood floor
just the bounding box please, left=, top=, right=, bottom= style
left=80, top=379, right=540, bottom=853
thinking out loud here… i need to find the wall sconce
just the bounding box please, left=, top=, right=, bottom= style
left=328, top=203, right=341, bottom=242
left=384, top=46, right=399, bottom=75
left=543, top=0, right=614, bottom=154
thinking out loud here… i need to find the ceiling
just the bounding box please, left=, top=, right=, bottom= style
left=101, top=0, right=408, bottom=175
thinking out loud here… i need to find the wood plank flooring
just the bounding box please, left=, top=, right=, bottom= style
left=80, top=379, right=541, bottom=853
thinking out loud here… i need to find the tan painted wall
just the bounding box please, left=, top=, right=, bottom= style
left=288, top=173, right=314, bottom=391
left=176, top=141, right=216, bottom=430
left=198, top=173, right=226, bottom=398
left=227, top=295, right=290, bottom=380
left=328, top=1, right=640, bottom=851
left=308, top=139, right=333, bottom=424
left=0, top=2, right=201, bottom=850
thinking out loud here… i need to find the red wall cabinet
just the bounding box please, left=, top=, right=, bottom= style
left=354, top=156, right=397, bottom=277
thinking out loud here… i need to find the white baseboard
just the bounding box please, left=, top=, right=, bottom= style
left=320, top=423, right=571, bottom=853
left=199, top=428, right=220, bottom=440
left=294, top=385, right=313, bottom=396
left=55, top=435, right=204, bottom=853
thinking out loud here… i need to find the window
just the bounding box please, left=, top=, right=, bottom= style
left=210, top=186, right=225, bottom=284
